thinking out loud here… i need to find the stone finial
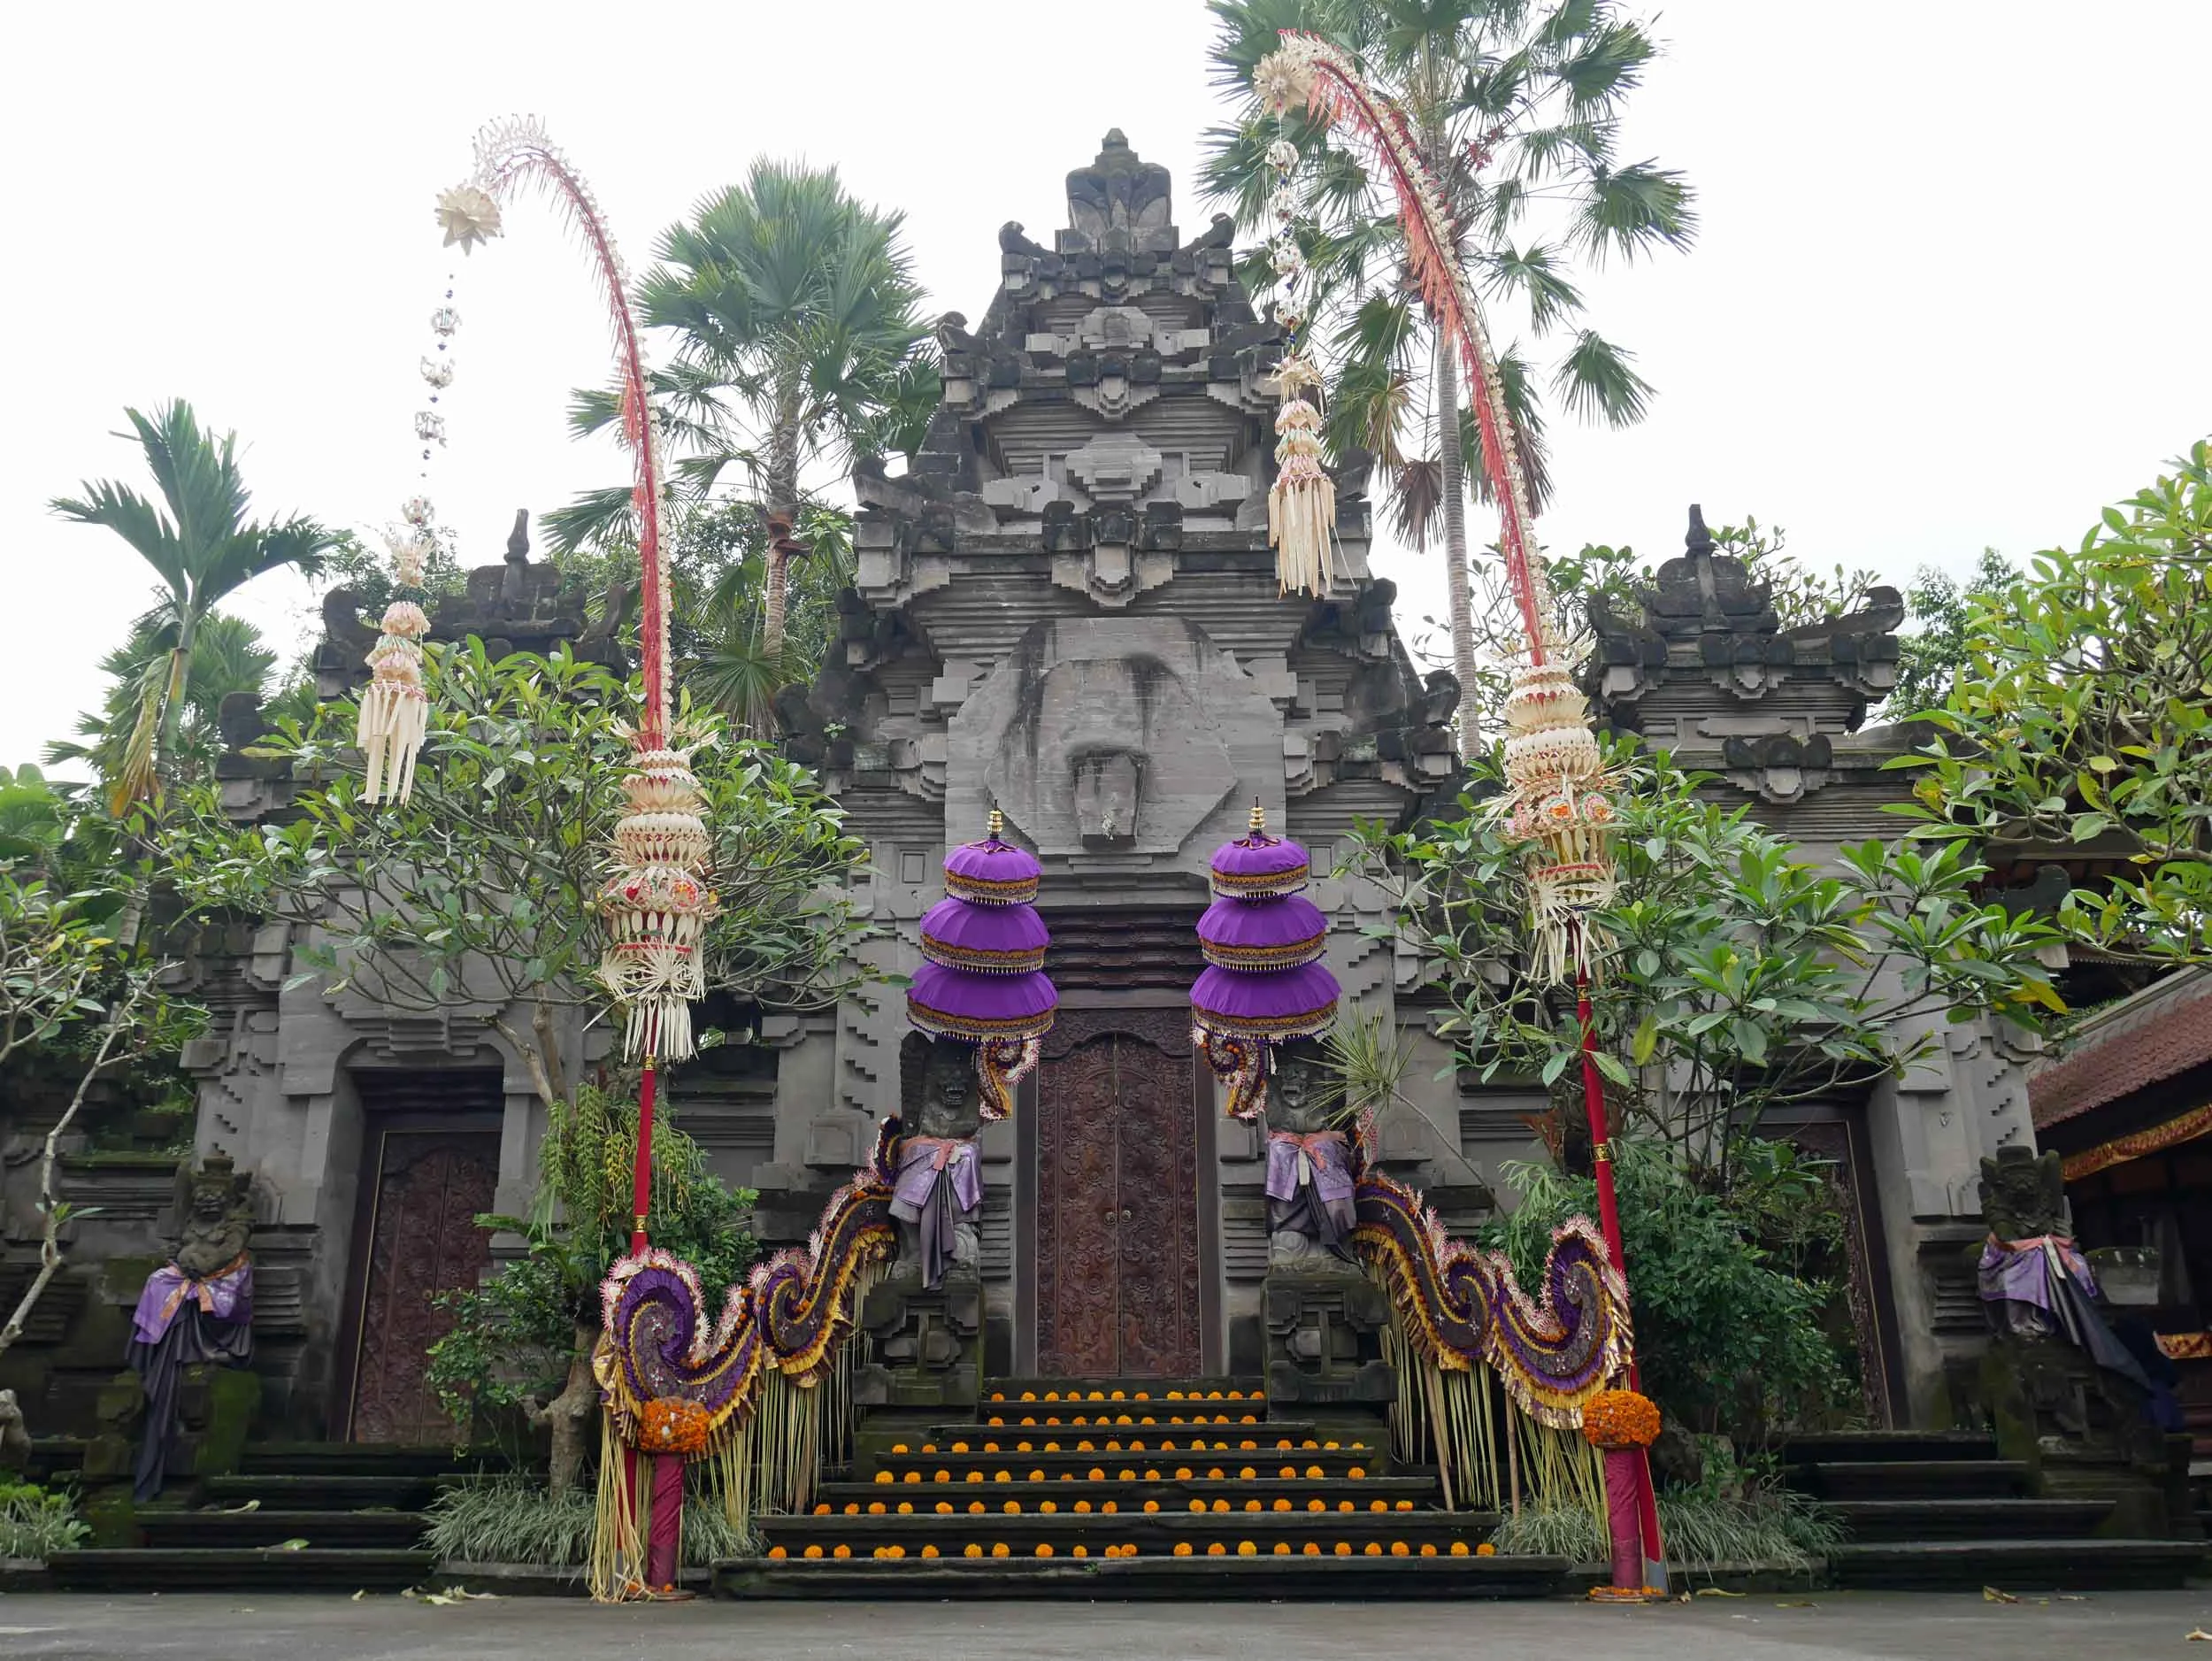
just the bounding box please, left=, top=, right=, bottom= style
left=1685, top=504, right=1714, bottom=558
left=1065, top=129, right=1173, bottom=244
left=501, top=508, right=532, bottom=604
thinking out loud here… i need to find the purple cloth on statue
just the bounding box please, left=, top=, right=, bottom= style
left=132, top=1257, right=253, bottom=1345
left=1978, top=1235, right=2099, bottom=1314
left=1265, top=1130, right=1355, bottom=1206
left=891, top=1136, right=983, bottom=1215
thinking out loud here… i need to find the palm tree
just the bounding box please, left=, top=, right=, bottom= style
left=1204, top=0, right=1696, bottom=741
left=46, top=611, right=278, bottom=800
left=551, top=162, right=933, bottom=724
left=51, top=402, right=335, bottom=811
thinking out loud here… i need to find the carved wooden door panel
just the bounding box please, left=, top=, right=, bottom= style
left=1037, top=1012, right=1201, bottom=1377
left=348, top=1130, right=499, bottom=1442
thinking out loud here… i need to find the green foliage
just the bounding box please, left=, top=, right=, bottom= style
left=1204, top=0, right=1696, bottom=523
left=1490, top=1142, right=1851, bottom=1436
left=50, top=399, right=337, bottom=813
left=1351, top=745, right=2063, bottom=1173
left=549, top=161, right=936, bottom=557
left=0, top=1480, right=90, bottom=1559
left=158, top=644, right=872, bottom=1075
left=1890, top=548, right=2019, bottom=716
left=1489, top=1465, right=1842, bottom=1570
left=424, top=1473, right=754, bottom=1567
left=1895, top=441, right=2212, bottom=962
left=425, top=1083, right=757, bottom=1441
left=44, top=610, right=276, bottom=798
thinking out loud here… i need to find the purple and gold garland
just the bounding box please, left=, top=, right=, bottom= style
left=593, top=1121, right=900, bottom=1452
left=1351, top=1169, right=1631, bottom=1427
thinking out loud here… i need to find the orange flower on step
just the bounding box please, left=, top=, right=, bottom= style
left=991, top=1542, right=1010, bottom=1557
left=964, top=1544, right=982, bottom=1558
left=768, top=1546, right=787, bottom=1558
left=638, top=1396, right=711, bottom=1457
left=1476, top=1542, right=1497, bottom=1557
left=803, top=1545, right=823, bottom=1559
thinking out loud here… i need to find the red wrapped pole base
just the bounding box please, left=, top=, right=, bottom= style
left=1604, top=1447, right=1643, bottom=1591
left=646, top=1450, right=684, bottom=1591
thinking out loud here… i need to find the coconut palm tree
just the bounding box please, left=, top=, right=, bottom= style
left=46, top=611, right=278, bottom=800
left=550, top=162, right=934, bottom=725
left=1204, top=0, right=1696, bottom=741
left=50, top=402, right=335, bottom=811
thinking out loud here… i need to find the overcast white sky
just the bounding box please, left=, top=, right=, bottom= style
left=5, top=1, right=2208, bottom=771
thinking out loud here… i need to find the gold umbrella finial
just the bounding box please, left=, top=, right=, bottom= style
left=987, top=806, right=1005, bottom=841
left=1249, top=798, right=1267, bottom=834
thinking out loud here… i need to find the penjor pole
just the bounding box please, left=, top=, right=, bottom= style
left=1255, top=35, right=1665, bottom=1592
left=435, top=118, right=713, bottom=1255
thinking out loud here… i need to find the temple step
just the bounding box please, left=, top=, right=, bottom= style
left=1781, top=1431, right=2003, bottom=1465
left=756, top=1509, right=1504, bottom=1559
left=715, top=1551, right=1567, bottom=1598
left=863, top=1450, right=1380, bottom=1486
left=1829, top=1497, right=2115, bottom=1542
left=45, top=1547, right=437, bottom=1594
left=1792, top=1459, right=2032, bottom=1501
left=201, top=1471, right=450, bottom=1511
left=983, top=1378, right=1265, bottom=1405
left=1825, top=1538, right=2207, bottom=1591
left=237, top=1442, right=512, bottom=1480
left=136, top=1506, right=430, bottom=1551
left=816, top=1474, right=1432, bottom=1512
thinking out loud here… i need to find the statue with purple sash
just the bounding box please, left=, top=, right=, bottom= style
left=127, top=1156, right=255, bottom=1500
left=1264, top=1038, right=1356, bottom=1268
left=890, top=1038, right=987, bottom=1289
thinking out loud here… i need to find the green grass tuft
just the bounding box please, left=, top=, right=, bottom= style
left=0, top=1481, right=90, bottom=1560
left=424, top=1473, right=755, bottom=1568
left=1488, top=1484, right=1842, bottom=1573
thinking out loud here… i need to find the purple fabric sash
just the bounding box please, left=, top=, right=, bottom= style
left=1265, top=1130, right=1354, bottom=1205
left=132, top=1257, right=253, bottom=1345
left=890, top=1137, right=981, bottom=1214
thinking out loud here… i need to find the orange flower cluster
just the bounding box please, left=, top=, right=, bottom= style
left=640, top=1396, right=712, bottom=1457
left=1578, top=1388, right=1660, bottom=1450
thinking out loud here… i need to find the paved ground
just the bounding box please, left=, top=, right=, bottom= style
left=2, top=1592, right=2210, bottom=1660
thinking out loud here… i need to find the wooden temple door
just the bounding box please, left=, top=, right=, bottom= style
left=1035, top=1011, right=1202, bottom=1378
left=343, top=1124, right=500, bottom=1442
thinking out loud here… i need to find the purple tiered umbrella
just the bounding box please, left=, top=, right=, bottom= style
left=1191, top=804, right=1339, bottom=1119
left=907, top=811, right=1056, bottom=1119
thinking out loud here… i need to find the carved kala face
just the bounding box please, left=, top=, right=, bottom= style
left=919, top=1048, right=980, bottom=1141
left=1268, top=1049, right=1334, bottom=1134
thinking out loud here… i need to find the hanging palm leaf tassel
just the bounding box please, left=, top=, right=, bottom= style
left=357, top=533, right=432, bottom=804
left=1269, top=356, right=1336, bottom=598
left=1498, top=661, right=1618, bottom=982
left=598, top=738, right=718, bottom=1062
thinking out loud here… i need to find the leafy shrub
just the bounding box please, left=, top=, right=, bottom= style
left=425, top=1473, right=753, bottom=1567
left=0, top=1481, right=89, bottom=1559
left=1488, top=1140, right=1854, bottom=1438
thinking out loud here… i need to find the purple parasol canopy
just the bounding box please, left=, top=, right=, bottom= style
left=942, top=823, right=1042, bottom=907
left=1190, top=959, right=1340, bottom=1041
left=909, top=959, right=1060, bottom=1044
left=1196, top=892, right=1327, bottom=971
left=921, top=895, right=1050, bottom=976
left=1209, top=805, right=1311, bottom=899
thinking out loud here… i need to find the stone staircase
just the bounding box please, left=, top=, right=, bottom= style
left=48, top=1443, right=449, bottom=1592
left=717, top=1376, right=1564, bottom=1598
left=1785, top=1431, right=2206, bottom=1590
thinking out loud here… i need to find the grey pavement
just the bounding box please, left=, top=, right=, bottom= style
left=2, top=1592, right=2211, bottom=1660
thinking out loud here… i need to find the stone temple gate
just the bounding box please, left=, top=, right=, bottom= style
left=0, top=134, right=2042, bottom=1451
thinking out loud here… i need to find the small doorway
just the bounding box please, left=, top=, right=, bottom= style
left=1032, top=1011, right=1204, bottom=1378
left=340, top=1073, right=503, bottom=1442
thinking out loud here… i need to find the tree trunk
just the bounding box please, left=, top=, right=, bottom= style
left=536, top=1325, right=600, bottom=1499
left=155, top=609, right=197, bottom=787
left=1436, top=340, right=1481, bottom=752
left=753, top=399, right=804, bottom=737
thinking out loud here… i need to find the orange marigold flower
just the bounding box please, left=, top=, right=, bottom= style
left=1477, top=1542, right=1496, bottom=1557
left=1579, top=1388, right=1662, bottom=1450
left=637, top=1396, right=712, bottom=1457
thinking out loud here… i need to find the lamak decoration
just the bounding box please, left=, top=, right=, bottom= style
left=425, top=117, right=709, bottom=1230
left=1253, top=32, right=1657, bottom=1593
